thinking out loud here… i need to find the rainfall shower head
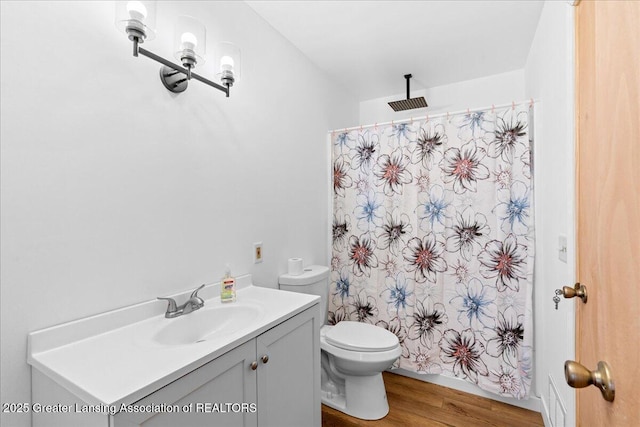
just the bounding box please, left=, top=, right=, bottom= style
left=388, top=74, right=428, bottom=112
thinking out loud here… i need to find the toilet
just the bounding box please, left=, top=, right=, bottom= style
left=279, top=265, right=401, bottom=420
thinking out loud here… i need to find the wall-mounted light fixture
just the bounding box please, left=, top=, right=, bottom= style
left=114, top=1, right=240, bottom=97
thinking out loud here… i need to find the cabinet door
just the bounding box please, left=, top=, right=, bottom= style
left=114, top=340, right=258, bottom=427
left=256, top=307, right=320, bottom=427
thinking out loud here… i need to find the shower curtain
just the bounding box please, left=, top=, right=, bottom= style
left=329, top=104, right=534, bottom=399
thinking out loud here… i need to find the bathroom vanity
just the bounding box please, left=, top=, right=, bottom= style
left=27, top=276, right=321, bottom=427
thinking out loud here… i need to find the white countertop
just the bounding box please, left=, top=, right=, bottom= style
left=27, top=276, right=319, bottom=408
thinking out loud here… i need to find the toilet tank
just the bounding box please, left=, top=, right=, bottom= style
left=279, top=265, right=329, bottom=325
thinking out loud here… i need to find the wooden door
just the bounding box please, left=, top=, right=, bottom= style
left=575, top=1, right=640, bottom=425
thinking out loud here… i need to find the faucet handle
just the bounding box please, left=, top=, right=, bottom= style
left=190, top=284, right=206, bottom=299
left=157, top=296, right=178, bottom=313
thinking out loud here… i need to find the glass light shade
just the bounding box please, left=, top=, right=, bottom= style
left=114, top=0, right=157, bottom=41
left=173, top=16, right=206, bottom=68
left=214, top=42, right=241, bottom=86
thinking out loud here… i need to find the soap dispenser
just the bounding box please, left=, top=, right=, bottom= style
left=220, top=264, right=236, bottom=303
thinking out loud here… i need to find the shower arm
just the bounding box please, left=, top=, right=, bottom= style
left=405, top=74, right=412, bottom=100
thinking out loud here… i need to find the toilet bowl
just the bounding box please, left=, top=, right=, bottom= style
left=320, top=321, right=401, bottom=420
left=279, top=266, right=401, bottom=420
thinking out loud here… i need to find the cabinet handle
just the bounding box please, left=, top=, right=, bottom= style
left=250, top=361, right=258, bottom=370
left=261, top=355, right=269, bottom=364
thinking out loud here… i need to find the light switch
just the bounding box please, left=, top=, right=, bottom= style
left=558, top=235, right=567, bottom=263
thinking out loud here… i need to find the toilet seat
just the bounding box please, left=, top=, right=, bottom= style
left=324, top=321, right=398, bottom=352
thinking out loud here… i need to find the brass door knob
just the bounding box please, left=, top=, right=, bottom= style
left=564, top=360, right=615, bottom=402
left=562, top=283, right=588, bottom=303
left=261, top=355, right=269, bottom=364
left=250, top=361, right=258, bottom=371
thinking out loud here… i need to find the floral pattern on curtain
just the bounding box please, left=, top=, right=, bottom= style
left=330, top=105, right=534, bottom=399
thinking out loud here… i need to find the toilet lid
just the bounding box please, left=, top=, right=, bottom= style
left=325, top=321, right=399, bottom=352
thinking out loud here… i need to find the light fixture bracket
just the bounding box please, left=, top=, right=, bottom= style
left=132, top=40, right=230, bottom=97
left=159, top=66, right=188, bottom=93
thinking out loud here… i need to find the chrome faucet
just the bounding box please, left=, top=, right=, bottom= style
left=158, top=284, right=205, bottom=318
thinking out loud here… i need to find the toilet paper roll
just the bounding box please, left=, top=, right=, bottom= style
left=288, top=258, right=304, bottom=276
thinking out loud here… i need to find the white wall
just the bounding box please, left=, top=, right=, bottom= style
left=0, top=2, right=357, bottom=426
left=359, top=70, right=525, bottom=125
left=525, top=2, right=576, bottom=426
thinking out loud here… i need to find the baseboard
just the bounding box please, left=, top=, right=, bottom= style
left=389, top=368, right=542, bottom=413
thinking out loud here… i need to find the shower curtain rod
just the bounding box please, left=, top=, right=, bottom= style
left=328, top=98, right=538, bottom=134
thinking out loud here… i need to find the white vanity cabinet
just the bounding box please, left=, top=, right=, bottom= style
left=255, top=306, right=318, bottom=427
left=114, top=339, right=257, bottom=427
left=114, top=306, right=320, bottom=427
left=29, top=282, right=320, bottom=427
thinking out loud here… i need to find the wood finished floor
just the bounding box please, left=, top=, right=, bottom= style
left=321, top=372, right=544, bottom=427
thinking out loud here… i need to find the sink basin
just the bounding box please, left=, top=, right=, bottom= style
left=152, top=303, right=263, bottom=346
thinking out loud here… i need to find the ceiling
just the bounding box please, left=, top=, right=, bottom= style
left=246, top=1, right=544, bottom=102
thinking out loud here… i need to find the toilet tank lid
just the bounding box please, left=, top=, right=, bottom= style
left=279, top=265, right=329, bottom=285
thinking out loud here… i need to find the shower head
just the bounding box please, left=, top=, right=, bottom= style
left=388, top=74, right=428, bottom=112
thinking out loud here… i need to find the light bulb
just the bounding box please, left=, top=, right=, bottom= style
left=220, top=55, right=234, bottom=72
left=126, top=1, right=147, bottom=21
left=180, top=32, right=198, bottom=51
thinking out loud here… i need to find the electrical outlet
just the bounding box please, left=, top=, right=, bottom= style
left=253, top=242, right=263, bottom=264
